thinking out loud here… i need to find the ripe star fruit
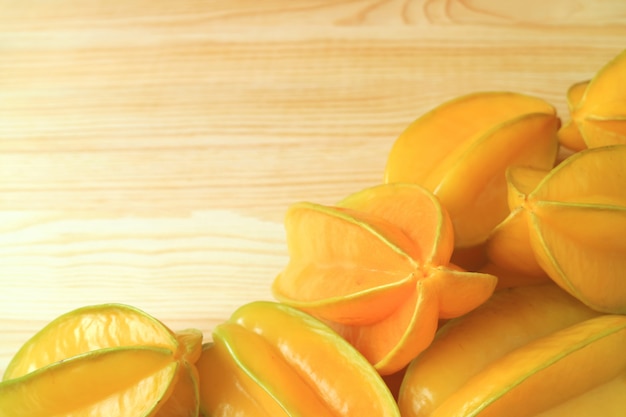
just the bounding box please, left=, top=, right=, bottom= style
left=0, top=304, right=202, bottom=417
left=196, top=301, right=400, bottom=417
left=557, top=80, right=589, bottom=152
left=398, top=283, right=602, bottom=417
left=384, top=91, right=560, bottom=248
left=398, top=284, right=626, bottom=417
left=484, top=166, right=553, bottom=280
left=568, top=49, right=626, bottom=149
left=486, top=145, right=626, bottom=314
left=272, top=183, right=497, bottom=375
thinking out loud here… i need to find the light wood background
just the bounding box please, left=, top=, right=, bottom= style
left=1, top=0, right=625, bottom=374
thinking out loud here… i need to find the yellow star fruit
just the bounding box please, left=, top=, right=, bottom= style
left=272, top=183, right=497, bottom=375
left=0, top=304, right=202, bottom=417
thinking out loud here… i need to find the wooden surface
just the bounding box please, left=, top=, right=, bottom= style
left=1, top=0, right=625, bottom=374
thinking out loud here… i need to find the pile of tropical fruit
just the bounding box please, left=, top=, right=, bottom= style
left=1, top=49, right=625, bottom=417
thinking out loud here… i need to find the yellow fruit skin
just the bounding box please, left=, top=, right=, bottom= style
left=572, top=49, right=626, bottom=148
left=427, top=113, right=559, bottom=248
left=0, top=304, right=202, bottom=417
left=527, top=200, right=626, bottom=313
left=485, top=145, right=626, bottom=313
left=156, top=359, right=200, bottom=417
left=385, top=92, right=556, bottom=186
left=534, top=146, right=626, bottom=313
left=0, top=347, right=178, bottom=417
left=479, top=261, right=550, bottom=291
left=533, top=374, right=626, bottom=417
left=273, top=199, right=420, bottom=325
left=398, top=284, right=600, bottom=417
left=337, top=182, right=455, bottom=266
left=384, top=91, right=559, bottom=248
left=272, top=183, right=496, bottom=374
left=486, top=207, right=547, bottom=279
left=196, top=301, right=400, bottom=417
left=431, top=315, right=626, bottom=417
left=3, top=303, right=179, bottom=380
left=557, top=80, right=589, bottom=152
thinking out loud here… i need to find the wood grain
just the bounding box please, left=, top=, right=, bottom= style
left=0, top=0, right=625, bottom=374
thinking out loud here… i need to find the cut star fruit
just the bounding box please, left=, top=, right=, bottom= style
left=0, top=304, right=202, bottom=417
left=384, top=91, right=560, bottom=248
left=486, top=145, right=626, bottom=313
left=196, top=301, right=400, bottom=417
left=568, top=49, right=626, bottom=149
left=272, top=183, right=497, bottom=375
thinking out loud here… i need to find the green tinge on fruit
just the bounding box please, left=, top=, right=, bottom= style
left=197, top=301, right=401, bottom=417
left=1, top=304, right=202, bottom=417
left=337, top=183, right=455, bottom=266
left=398, top=283, right=600, bottom=417
left=215, top=323, right=337, bottom=417
left=528, top=202, right=626, bottom=313
left=430, top=315, right=626, bottom=417
left=272, top=183, right=496, bottom=375
left=231, top=302, right=400, bottom=416
left=0, top=347, right=178, bottom=417
left=3, top=304, right=178, bottom=381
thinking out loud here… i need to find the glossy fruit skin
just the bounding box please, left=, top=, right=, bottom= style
left=272, top=183, right=496, bottom=374
left=0, top=347, right=179, bottom=417
left=384, top=91, right=560, bottom=248
left=557, top=80, right=589, bottom=151
left=398, top=283, right=616, bottom=417
left=485, top=166, right=550, bottom=280
left=196, top=301, right=401, bottom=417
left=4, top=304, right=178, bottom=380
left=0, top=303, right=201, bottom=417
left=570, top=49, right=626, bottom=148
left=2, top=48, right=625, bottom=417
left=437, top=315, right=626, bottom=417
left=486, top=145, right=626, bottom=314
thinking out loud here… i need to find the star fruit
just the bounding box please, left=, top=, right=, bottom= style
left=399, top=283, right=624, bottom=417
left=272, top=183, right=497, bottom=375
left=196, top=301, right=400, bottom=417
left=384, top=91, right=560, bottom=249
left=567, top=49, right=626, bottom=149
left=557, top=80, right=589, bottom=152
left=486, top=144, right=626, bottom=313
left=0, top=304, right=202, bottom=417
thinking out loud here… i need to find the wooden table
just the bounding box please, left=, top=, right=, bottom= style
left=1, top=0, right=624, bottom=374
